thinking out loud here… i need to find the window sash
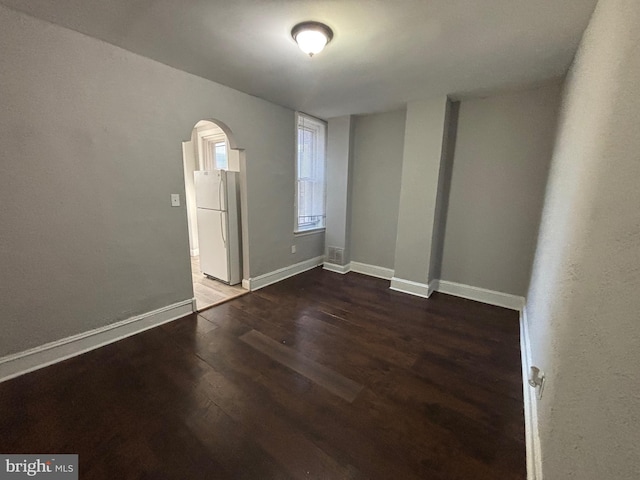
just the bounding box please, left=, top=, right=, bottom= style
left=295, top=113, right=326, bottom=232
left=201, top=133, right=228, bottom=171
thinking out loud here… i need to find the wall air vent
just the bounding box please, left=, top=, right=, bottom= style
left=327, top=246, right=344, bottom=264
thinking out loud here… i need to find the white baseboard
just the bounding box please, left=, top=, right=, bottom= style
left=520, top=306, right=542, bottom=480
left=436, top=280, right=525, bottom=311
left=190, top=248, right=199, bottom=257
left=350, top=262, right=394, bottom=280
left=241, top=279, right=251, bottom=290
left=390, top=277, right=433, bottom=298
left=247, top=256, right=324, bottom=291
left=323, top=262, right=351, bottom=274
left=0, top=299, right=194, bottom=383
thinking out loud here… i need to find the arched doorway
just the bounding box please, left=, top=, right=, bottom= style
left=182, top=119, right=249, bottom=311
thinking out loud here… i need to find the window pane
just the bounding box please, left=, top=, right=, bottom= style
left=214, top=142, right=228, bottom=170
left=298, top=128, right=315, bottom=178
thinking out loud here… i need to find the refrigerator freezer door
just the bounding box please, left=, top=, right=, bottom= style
left=194, top=170, right=227, bottom=211
left=196, top=208, right=229, bottom=282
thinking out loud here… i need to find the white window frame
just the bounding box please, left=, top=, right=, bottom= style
left=294, top=112, right=327, bottom=234
left=199, top=131, right=228, bottom=171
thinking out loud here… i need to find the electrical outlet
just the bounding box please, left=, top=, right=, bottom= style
left=170, top=194, right=181, bottom=207
left=291, top=245, right=296, bottom=254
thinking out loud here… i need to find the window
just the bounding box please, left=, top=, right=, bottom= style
left=295, top=112, right=326, bottom=233
left=203, top=138, right=228, bottom=170
left=213, top=141, right=228, bottom=170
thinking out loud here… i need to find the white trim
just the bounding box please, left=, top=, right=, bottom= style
left=0, top=299, right=194, bottom=383
left=241, top=279, right=251, bottom=290
left=294, top=228, right=326, bottom=237
left=294, top=112, right=327, bottom=234
left=190, top=248, right=199, bottom=257
left=351, top=262, right=394, bottom=280
left=191, top=297, right=198, bottom=313
left=436, top=280, right=525, bottom=311
left=247, top=256, right=324, bottom=291
left=520, top=306, right=542, bottom=480
left=390, top=277, right=433, bottom=298
left=323, top=262, right=351, bottom=274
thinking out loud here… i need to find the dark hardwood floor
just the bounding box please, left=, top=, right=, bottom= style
left=0, top=268, right=526, bottom=479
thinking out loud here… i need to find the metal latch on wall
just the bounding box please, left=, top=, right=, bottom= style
left=528, top=366, right=545, bottom=400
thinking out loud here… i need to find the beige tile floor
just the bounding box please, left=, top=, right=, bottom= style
left=191, top=256, right=247, bottom=311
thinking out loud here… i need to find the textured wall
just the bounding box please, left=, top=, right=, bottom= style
left=350, top=110, right=406, bottom=269
left=526, top=0, right=640, bottom=478
left=0, top=5, right=322, bottom=357
left=440, top=84, right=561, bottom=295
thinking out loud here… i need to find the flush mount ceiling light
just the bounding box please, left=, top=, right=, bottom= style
left=291, top=21, right=333, bottom=57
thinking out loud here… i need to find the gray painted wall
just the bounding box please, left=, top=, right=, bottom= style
left=0, top=5, right=322, bottom=357
left=526, top=0, right=640, bottom=478
left=349, top=110, right=406, bottom=269
left=440, top=83, right=561, bottom=296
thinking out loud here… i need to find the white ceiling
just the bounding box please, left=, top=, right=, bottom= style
left=1, top=0, right=597, bottom=118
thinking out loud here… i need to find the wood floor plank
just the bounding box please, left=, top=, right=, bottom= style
left=239, top=329, right=364, bottom=403
left=0, top=267, right=525, bottom=479
left=180, top=318, right=427, bottom=479
left=194, top=368, right=365, bottom=479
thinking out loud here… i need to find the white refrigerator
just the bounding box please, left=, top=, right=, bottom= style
left=194, top=170, right=241, bottom=285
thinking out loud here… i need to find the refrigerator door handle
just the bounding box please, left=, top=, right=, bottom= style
left=220, top=212, right=227, bottom=246
left=218, top=176, right=223, bottom=211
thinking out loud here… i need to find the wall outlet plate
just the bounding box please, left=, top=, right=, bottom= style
left=171, top=194, right=181, bottom=207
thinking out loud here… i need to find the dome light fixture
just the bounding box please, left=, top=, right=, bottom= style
left=291, top=21, right=333, bottom=57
